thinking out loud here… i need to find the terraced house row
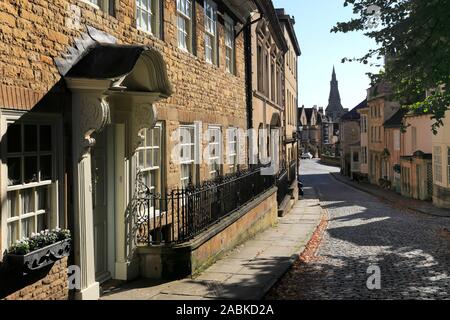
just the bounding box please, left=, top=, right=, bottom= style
left=339, top=82, right=450, bottom=211
left=0, top=0, right=300, bottom=300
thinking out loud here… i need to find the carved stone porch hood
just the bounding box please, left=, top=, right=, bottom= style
left=62, top=43, right=173, bottom=97
left=56, top=26, right=173, bottom=97
left=56, top=26, right=173, bottom=157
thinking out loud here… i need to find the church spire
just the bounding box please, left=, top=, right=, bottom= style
left=326, top=66, right=344, bottom=122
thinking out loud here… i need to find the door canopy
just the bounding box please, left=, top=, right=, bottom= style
left=56, top=26, right=173, bottom=97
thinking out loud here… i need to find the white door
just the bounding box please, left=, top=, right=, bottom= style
left=91, top=130, right=110, bottom=283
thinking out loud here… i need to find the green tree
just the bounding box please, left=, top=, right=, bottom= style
left=332, top=0, right=450, bottom=133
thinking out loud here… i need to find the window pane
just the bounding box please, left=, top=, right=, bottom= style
left=24, top=156, right=38, bottom=183
left=146, top=128, right=152, bottom=146
left=40, top=155, right=52, bottom=181
left=146, top=149, right=153, bottom=168
left=7, top=124, right=21, bottom=153
left=40, top=125, right=52, bottom=151
left=151, top=171, right=158, bottom=191
left=153, top=127, right=161, bottom=146
left=138, top=150, right=145, bottom=169
left=22, top=188, right=34, bottom=213
left=37, top=213, right=47, bottom=233
left=153, top=148, right=160, bottom=167
left=24, top=125, right=37, bottom=152
left=141, top=11, right=148, bottom=31
left=7, top=191, right=18, bottom=218
left=182, top=145, right=191, bottom=162
left=7, top=157, right=21, bottom=186
left=144, top=172, right=151, bottom=191
left=144, top=0, right=151, bottom=11
left=21, top=217, right=35, bottom=238
left=37, top=186, right=49, bottom=210
left=7, top=221, right=19, bottom=246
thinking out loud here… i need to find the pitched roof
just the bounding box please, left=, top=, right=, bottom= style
left=341, top=99, right=367, bottom=121
left=316, top=112, right=323, bottom=124
left=384, top=108, right=408, bottom=128
left=305, top=108, right=313, bottom=120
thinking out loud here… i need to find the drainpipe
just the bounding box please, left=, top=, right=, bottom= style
left=244, top=16, right=253, bottom=130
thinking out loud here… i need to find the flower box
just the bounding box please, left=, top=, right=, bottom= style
left=4, top=239, right=71, bottom=275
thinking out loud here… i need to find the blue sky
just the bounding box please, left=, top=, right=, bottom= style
left=273, top=0, right=381, bottom=111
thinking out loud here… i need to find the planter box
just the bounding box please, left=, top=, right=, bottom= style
left=4, top=239, right=71, bottom=275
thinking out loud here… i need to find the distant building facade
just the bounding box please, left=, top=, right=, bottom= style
left=357, top=103, right=370, bottom=179
left=383, top=109, right=408, bottom=193
left=400, top=112, right=433, bottom=200
left=339, top=99, right=367, bottom=178
left=367, top=82, right=400, bottom=185
left=276, top=9, right=301, bottom=169
left=298, top=106, right=323, bottom=157
left=432, top=107, right=450, bottom=208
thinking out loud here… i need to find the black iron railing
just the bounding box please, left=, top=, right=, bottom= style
left=276, top=161, right=297, bottom=204
left=131, top=166, right=275, bottom=246
left=288, top=160, right=297, bottom=183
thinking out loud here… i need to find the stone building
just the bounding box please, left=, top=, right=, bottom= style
left=357, top=103, right=369, bottom=180
left=298, top=106, right=323, bottom=157
left=383, top=108, right=408, bottom=193
left=400, top=112, right=433, bottom=200
left=276, top=8, right=301, bottom=172
left=432, top=107, right=450, bottom=208
left=249, top=0, right=287, bottom=173
left=339, top=99, right=366, bottom=178
left=367, top=82, right=400, bottom=185
left=0, top=0, right=297, bottom=300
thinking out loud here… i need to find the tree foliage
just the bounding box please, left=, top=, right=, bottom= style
left=332, top=0, right=450, bottom=133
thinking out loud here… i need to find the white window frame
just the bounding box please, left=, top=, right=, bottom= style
left=136, top=0, right=160, bottom=36
left=361, top=115, right=367, bottom=133
left=394, top=130, right=400, bottom=151
left=136, top=122, right=163, bottom=195
left=204, top=0, right=217, bottom=65
left=82, top=0, right=114, bottom=14
left=434, top=146, right=443, bottom=183
left=180, top=125, right=196, bottom=188
left=177, top=0, right=193, bottom=52
left=227, top=127, right=239, bottom=173
left=224, top=14, right=235, bottom=74
left=207, top=126, right=222, bottom=179
left=1, top=111, right=63, bottom=253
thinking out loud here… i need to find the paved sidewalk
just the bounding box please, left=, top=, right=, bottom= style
left=332, top=173, right=450, bottom=218
left=101, top=190, right=324, bottom=300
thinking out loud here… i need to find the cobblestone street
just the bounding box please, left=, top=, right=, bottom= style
left=268, top=160, right=450, bottom=300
